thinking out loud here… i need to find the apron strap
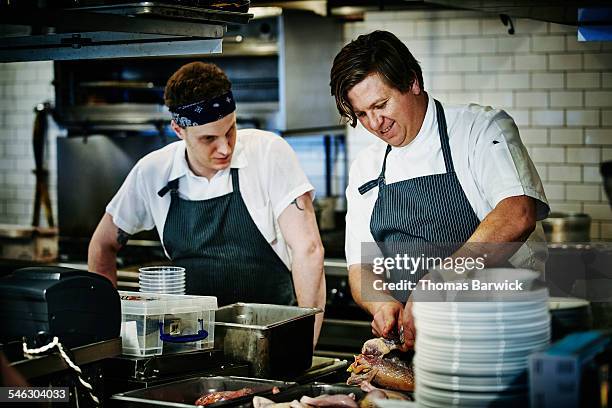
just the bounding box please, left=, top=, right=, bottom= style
left=358, top=144, right=392, bottom=195
left=158, top=178, right=180, bottom=197
left=434, top=99, right=454, bottom=173
left=358, top=98, right=453, bottom=195
left=230, top=168, right=240, bottom=193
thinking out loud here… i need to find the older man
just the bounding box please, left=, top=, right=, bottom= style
left=330, top=31, right=549, bottom=348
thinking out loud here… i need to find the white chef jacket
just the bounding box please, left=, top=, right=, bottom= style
left=345, top=97, right=550, bottom=271
left=107, top=128, right=314, bottom=268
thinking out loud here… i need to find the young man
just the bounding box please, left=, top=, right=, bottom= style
left=330, top=31, right=549, bottom=349
left=89, top=62, right=325, bottom=344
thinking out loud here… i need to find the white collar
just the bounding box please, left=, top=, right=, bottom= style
left=168, top=136, right=248, bottom=181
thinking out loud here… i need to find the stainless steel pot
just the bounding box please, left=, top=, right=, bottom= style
left=542, top=212, right=591, bottom=243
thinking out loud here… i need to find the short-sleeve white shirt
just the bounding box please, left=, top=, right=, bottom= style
left=345, top=98, right=550, bottom=271
left=106, top=128, right=314, bottom=268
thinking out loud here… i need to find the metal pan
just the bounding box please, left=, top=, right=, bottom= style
left=215, top=303, right=321, bottom=378
left=111, top=376, right=296, bottom=408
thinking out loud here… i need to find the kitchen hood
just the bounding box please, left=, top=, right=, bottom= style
left=0, top=1, right=253, bottom=62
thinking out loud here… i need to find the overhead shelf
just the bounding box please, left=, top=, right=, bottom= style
left=0, top=2, right=253, bottom=62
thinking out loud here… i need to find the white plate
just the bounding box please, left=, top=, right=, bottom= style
left=415, top=320, right=550, bottom=335
left=416, top=325, right=550, bottom=341
left=413, top=289, right=548, bottom=304
left=415, top=385, right=528, bottom=408
left=413, top=304, right=549, bottom=321
left=415, top=335, right=550, bottom=353
left=414, top=305, right=548, bottom=320
left=415, top=371, right=527, bottom=392
left=416, top=316, right=550, bottom=332
left=414, top=354, right=529, bottom=376
left=415, top=326, right=550, bottom=341
left=415, top=367, right=527, bottom=392
left=415, top=351, right=530, bottom=369
left=548, top=297, right=590, bottom=310
left=413, top=297, right=549, bottom=314
left=415, top=342, right=549, bottom=362
left=416, top=379, right=528, bottom=401
left=416, top=330, right=550, bottom=350
left=416, top=347, right=533, bottom=365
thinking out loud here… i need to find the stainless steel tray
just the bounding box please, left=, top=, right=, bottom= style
left=215, top=303, right=321, bottom=378
left=110, top=376, right=295, bottom=407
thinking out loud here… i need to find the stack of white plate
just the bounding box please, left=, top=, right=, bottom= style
left=412, top=269, right=550, bottom=408
left=139, top=266, right=186, bottom=295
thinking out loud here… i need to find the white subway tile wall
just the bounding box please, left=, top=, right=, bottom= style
left=0, top=61, right=56, bottom=226
left=344, top=10, right=612, bottom=239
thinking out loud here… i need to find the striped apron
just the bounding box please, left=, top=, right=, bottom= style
left=358, top=100, right=480, bottom=300
left=159, top=168, right=295, bottom=306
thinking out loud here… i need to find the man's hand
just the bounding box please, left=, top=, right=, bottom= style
left=401, top=298, right=416, bottom=350
left=348, top=264, right=409, bottom=345
left=371, top=301, right=403, bottom=338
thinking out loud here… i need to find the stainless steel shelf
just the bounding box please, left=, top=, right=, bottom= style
left=0, top=2, right=254, bottom=61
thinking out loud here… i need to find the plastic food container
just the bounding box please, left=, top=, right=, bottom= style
left=119, top=291, right=217, bottom=356
left=110, top=376, right=296, bottom=408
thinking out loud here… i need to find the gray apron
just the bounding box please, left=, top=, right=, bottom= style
left=358, top=100, right=481, bottom=300
left=160, top=168, right=296, bottom=306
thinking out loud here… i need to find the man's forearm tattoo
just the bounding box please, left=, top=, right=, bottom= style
left=117, top=228, right=131, bottom=247
left=291, top=198, right=304, bottom=211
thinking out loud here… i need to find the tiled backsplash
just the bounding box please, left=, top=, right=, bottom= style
left=343, top=10, right=612, bottom=239
left=0, top=61, right=57, bottom=227
left=0, top=9, right=610, bottom=240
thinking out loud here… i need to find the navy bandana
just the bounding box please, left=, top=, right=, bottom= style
left=170, top=91, right=236, bottom=128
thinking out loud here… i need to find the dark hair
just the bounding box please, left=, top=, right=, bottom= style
left=164, top=62, right=231, bottom=111
left=330, top=30, right=424, bottom=127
